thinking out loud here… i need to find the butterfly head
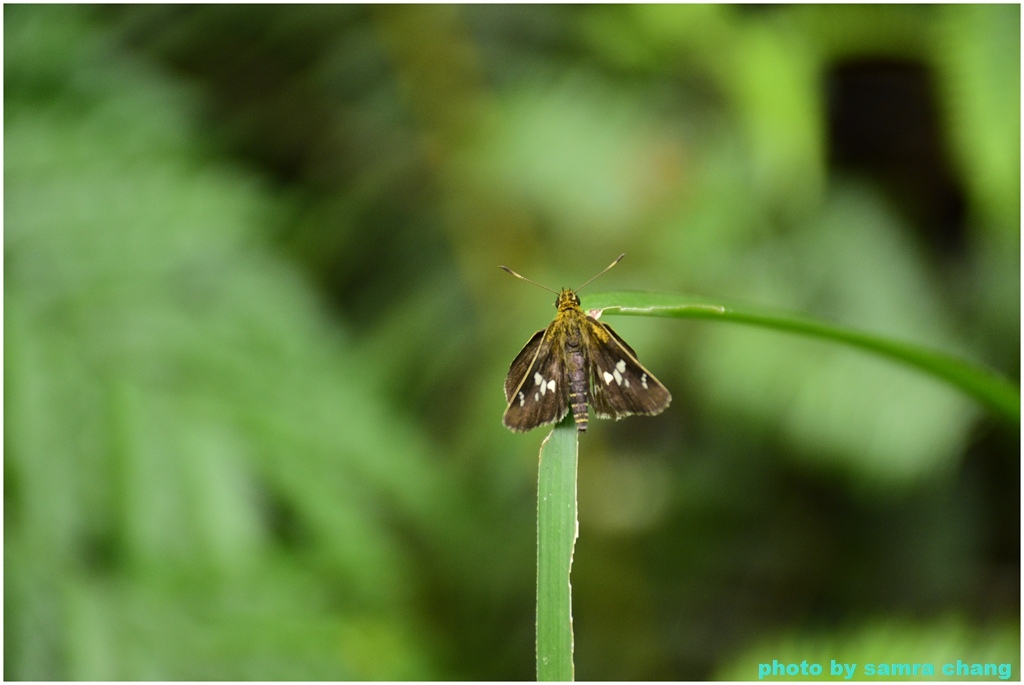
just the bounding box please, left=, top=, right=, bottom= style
left=555, top=289, right=581, bottom=311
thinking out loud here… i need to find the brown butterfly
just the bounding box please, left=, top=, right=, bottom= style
left=500, top=254, right=671, bottom=433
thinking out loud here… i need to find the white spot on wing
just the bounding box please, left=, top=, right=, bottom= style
left=641, top=373, right=648, bottom=389
left=547, top=379, right=556, bottom=393
left=518, top=391, right=525, bottom=407
left=613, top=369, right=623, bottom=385
left=616, top=359, right=627, bottom=373
left=534, top=372, right=543, bottom=386
left=603, top=371, right=614, bottom=385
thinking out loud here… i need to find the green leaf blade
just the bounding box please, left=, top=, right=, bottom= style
left=536, top=415, right=579, bottom=681
left=584, top=290, right=1020, bottom=423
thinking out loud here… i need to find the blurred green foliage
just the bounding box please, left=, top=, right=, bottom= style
left=5, top=4, right=1018, bottom=680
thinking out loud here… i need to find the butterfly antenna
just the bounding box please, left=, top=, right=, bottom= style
left=498, top=264, right=558, bottom=294
left=575, top=253, right=625, bottom=293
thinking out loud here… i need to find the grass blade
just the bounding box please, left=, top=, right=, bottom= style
left=536, top=414, right=578, bottom=681
left=584, top=291, right=1019, bottom=423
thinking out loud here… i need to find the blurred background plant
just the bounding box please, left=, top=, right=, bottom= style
left=4, top=4, right=1018, bottom=680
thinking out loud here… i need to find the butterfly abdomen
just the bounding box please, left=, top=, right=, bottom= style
left=564, top=322, right=589, bottom=432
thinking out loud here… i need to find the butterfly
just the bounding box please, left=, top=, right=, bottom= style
left=500, top=253, right=671, bottom=433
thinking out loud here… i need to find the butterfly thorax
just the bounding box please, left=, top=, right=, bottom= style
left=547, top=290, right=588, bottom=349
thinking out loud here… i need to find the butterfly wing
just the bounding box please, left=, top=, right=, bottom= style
left=504, top=330, right=543, bottom=402
left=585, top=317, right=672, bottom=419
left=503, top=327, right=570, bottom=432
